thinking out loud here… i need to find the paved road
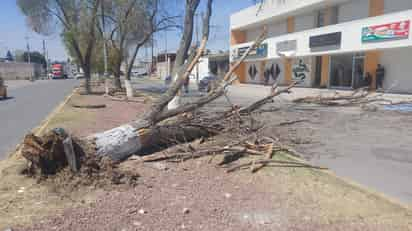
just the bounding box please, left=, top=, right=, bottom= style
left=226, top=84, right=412, bottom=205
left=133, top=79, right=412, bottom=204
left=0, top=80, right=78, bottom=159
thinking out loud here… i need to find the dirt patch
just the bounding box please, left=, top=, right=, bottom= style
left=13, top=154, right=412, bottom=231
left=46, top=93, right=149, bottom=137
left=2, top=86, right=412, bottom=230
left=0, top=90, right=150, bottom=230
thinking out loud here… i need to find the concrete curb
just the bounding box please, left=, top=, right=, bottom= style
left=7, top=90, right=76, bottom=158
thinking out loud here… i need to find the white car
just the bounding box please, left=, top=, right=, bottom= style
left=75, top=73, right=85, bottom=79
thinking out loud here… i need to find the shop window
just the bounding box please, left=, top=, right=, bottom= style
left=329, top=53, right=365, bottom=89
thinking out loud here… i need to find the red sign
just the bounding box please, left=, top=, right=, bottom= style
left=362, top=20, right=410, bottom=42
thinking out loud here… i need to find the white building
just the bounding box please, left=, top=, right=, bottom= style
left=190, top=52, right=230, bottom=83
left=230, top=0, right=412, bottom=93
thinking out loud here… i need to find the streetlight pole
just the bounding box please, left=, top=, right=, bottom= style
left=43, top=39, right=48, bottom=79
left=25, top=35, right=34, bottom=81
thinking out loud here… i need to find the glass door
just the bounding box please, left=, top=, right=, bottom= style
left=329, top=54, right=354, bottom=89
left=352, top=54, right=365, bottom=89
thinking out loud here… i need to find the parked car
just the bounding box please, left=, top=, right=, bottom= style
left=198, top=75, right=218, bottom=92
left=75, top=73, right=85, bottom=79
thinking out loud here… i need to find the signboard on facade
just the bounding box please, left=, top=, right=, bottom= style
left=362, top=20, right=410, bottom=43
left=276, top=40, right=297, bottom=53
left=232, top=43, right=268, bottom=60
left=309, top=32, right=342, bottom=48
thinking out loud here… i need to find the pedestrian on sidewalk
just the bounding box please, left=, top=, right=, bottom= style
left=183, top=75, right=190, bottom=93
left=376, top=64, right=385, bottom=91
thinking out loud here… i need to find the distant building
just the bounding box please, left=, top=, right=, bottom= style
left=191, top=52, right=230, bottom=82
left=231, top=0, right=412, bottom=93
left=155, top=53, right=176, bottom=80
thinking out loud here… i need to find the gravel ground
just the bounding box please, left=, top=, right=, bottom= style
left=3, top=81, right=412, bottom=230
left=16, top=159, right=409, bottom=231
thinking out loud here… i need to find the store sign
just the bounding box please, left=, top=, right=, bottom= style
left=276, top=40, right=297, bottom=53
left=232, top=43, right=268, bottom=60
left=362, top=20, right=410, bottom=43
left=309, top=32, right=342, bottom=48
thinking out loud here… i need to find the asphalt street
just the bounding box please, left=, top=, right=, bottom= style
left=134, top=79, right=412, bottom=204
left=0, top=79, right=78, bottom=159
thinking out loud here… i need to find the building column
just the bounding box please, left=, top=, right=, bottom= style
left=260, top=61, right=266, bottom=83
left=320, top=55, right=330, bottom=87
left=364, top=0, right=384, bottom=90
left=283, top=16, right=295, bottom=85
left=231, top=30, right=246, bottom=83
left=284, top=59, right=293, bottom=84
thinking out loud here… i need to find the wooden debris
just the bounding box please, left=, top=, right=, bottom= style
left=63, top=136, right=79, bottom=172
left=227, top=159, right=326, bottom=173
left=71, top=103, right=106, bottom=109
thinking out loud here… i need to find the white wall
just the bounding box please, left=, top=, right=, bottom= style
left=246, top=27, right=263, bottom=42
left=268, top=21, right=288, bottom=37
left=384, top=0, right=412, bottom=14
left=245, top=62, right=263, bottom=84
left=245, top=22, right=287, bottom=42
left=231, top=0, right=351, bottom=30
left=295, top=12, right=316, bottom=32
left=231, top=9, right=412, bottom=62
left=380, top=47, right=412, bottom=93
left=338, top=0, right=369, bottom=23
left=190, top=57, right=210, bottom=83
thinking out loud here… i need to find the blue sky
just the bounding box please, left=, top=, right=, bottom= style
left=0, top=0, right=253, bottom=61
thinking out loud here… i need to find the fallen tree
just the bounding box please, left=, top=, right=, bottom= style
left=20, top=0, right=308, bottom=178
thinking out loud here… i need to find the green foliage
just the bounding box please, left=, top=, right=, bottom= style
left=22, top=51, right=47, bottom=68
left=6, top=51, right=14, bottom=61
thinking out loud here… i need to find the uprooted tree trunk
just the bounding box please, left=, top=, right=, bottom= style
left=20, top=0, right=293, bottom=176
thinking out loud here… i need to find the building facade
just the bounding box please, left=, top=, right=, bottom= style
left=230, top=0, right=412, bottom=93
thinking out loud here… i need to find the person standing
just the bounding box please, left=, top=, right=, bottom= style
left=376, top=64, right=385, bottom=91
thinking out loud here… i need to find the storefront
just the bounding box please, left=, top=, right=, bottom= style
left=329, top=53, right=365, bottom=89
left=231, top=0, right=412, bottom=93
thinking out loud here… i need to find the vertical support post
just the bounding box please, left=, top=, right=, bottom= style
left=320, top=55, right=330, bottom=87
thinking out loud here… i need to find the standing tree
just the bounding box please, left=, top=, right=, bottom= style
left=23, top=51, right=47, bottom=69
left=17, top=0, right=102, bottom=94
left=102, top=0, right=178, bottom=93
left=5, top=50, right=14, bottom=62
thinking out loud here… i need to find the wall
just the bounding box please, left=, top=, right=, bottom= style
left=338, top=0, right=370, bottom=23
left=190, top=57, right=209, bottom=83
left=380, top=47, right=412, bottom=93
left=294, top=12, right=316, bottom=32
left=245, top=61, right=263, bottom=84
left=0, top=62, right=43, bottom=80
left=231, top=9, right=412, bottom=61
left=230, top=0, right=352, bottom=30
left=156, top=61, right=173, bottom=80
left=292, top=57, right=314, bottom=87
left=384, top=0, right=412, bottom=14
left=268, top=21, right=288, bottom=38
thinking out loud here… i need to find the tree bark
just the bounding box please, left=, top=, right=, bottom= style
left=82, top=63, right=92, bottom=95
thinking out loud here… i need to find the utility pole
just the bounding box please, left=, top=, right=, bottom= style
left=165, top=30, right=169, bottom=76
left=43, top=39, right=48, bottom=79
left=151, top=35, right=154, bottom=76
left=195, top=13, right=201, bottom=84
left=25, top=35, right=34, bottom=81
